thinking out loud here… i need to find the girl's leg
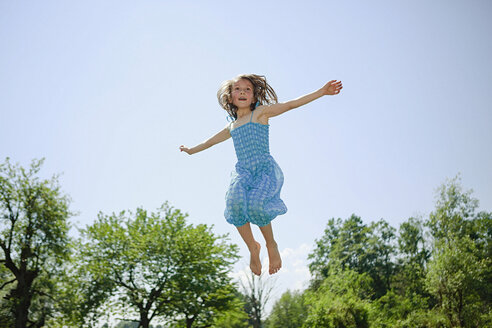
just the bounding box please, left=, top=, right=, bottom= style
left=259, top=223, right=282, bottom=274
left=236, top=223, right=262, bottom=275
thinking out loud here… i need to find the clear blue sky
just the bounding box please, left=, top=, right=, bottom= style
left=1, top=0, right=491, bottom=314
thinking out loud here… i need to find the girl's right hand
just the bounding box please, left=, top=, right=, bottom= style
left=179, top=145, right=192, bottom=155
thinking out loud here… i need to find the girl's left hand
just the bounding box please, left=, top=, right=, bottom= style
left=321, top=80, right=343, bottom=95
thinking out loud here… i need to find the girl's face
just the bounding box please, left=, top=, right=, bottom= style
left=231, top=79, right=255, bottom=109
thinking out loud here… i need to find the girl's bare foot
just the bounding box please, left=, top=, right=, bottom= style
left=249, top=241, right=262, bottom=276
left=266, top=242, right=282, bottom=274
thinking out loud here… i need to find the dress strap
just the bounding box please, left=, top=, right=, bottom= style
left=249, top=111, right=254, bottom=123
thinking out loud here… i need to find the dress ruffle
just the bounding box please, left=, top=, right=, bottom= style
left=225, top=154, right=287, bottom=227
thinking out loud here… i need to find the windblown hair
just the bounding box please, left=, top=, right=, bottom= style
left=217, top=74, right=278, bottom=120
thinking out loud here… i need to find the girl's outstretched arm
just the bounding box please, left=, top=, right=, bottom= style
left=261, top=80, right=342, bottom=118
left=180, top=126, right=231, bottom=155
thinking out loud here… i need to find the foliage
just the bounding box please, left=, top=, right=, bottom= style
left=303, top=266, right=372, bottom=328
left=308, top=215, right=396, bottom=298
left=115, top=321, right=140, bottom=328
left=265, top=289, right=307, bottom=328
left=424, top=176, right=491, bottom=328
left=74, top=203, right=239, bottom=328
left=114, top=321, right=166, bottom=328
left=426, top=236, right=486, bottom=327
left=211, top=291, right=250, bottom=328
left=0, top=158, right=72, bottom=327
left=393, top=217, right=430, bottom=298
left=427, top=176, right=478, bottom=242
left=368, top=289, right=430, bottom=327
left=365, top=219, right=397, bottom=298
left=398, top=217, right=429, bottom=267
left=308, top=215, right=365, bottom=282
left=3, top=157, right=489, bottom=328
left=270, top=175, right=491, bottom=328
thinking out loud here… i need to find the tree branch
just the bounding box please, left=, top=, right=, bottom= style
left=0, top=185, right=19, bottom=254
left=113, top=269, right=135, bottom=292
left=0, top=239, right=20, bottom=277
left=0, top=278, right=16, bottom=290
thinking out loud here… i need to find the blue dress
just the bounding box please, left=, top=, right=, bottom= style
left=225, top=111, right=287, bottom=227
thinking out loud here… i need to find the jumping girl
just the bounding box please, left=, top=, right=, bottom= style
left=180, top=74, right=342, bottom=275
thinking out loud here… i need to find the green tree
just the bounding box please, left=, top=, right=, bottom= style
left=425, top=176, right=491, bottom=327
left=308, top=215, right=397, bottom=298
left=265, top=289, right=307, bottom=328
left=76, top=203, right=239, bottom=328
left=115, top=321, right=139, bottom=328
left=211, top=291, right=250, bottom=328
left=368, top=288, right=432, bottom=328
left=303, top=266, right=372, bottom=328
left=0, top=158, right=72, bottom=328
left=366, top=217, right=433, bottom=327
left=365, top=219, right=396, bottom=298
left=426, top=235, right=489, bottom=327
left=394, top=217, right=430, bottom=297
left=427, top=176, right=478, bottom=243
left=473, top=211, right=492, bottom=317
left=398, top=217, right=429, bottom=268
left=308, top=215, right=368, bottom=286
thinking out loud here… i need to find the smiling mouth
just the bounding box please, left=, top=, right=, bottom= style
left=239, top=98, right=247, bottom=101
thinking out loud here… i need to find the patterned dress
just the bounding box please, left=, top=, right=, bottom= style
left=225, top=111, right=287, bottom=227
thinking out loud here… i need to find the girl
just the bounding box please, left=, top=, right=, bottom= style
left=180, top=74, right=342, bottom=275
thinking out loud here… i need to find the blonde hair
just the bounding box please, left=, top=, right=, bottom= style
left=217, top=74, right=278, bottom=120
